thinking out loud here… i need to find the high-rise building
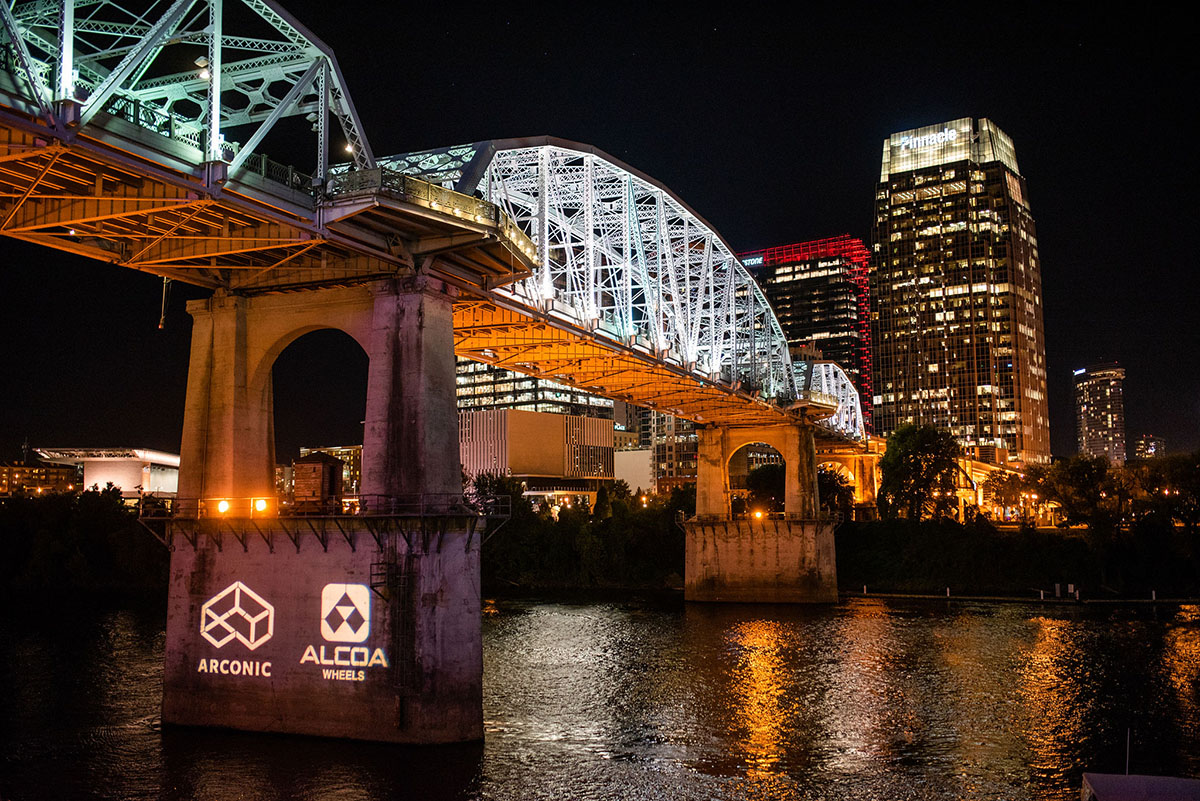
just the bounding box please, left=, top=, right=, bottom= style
left=652, top=413, right=697, bottom=495
left=1074, top=362, right=1126, bottom=465
left=870, top=118, right=1049, bottom=464
left=1133, top=434, right=1167, bottom=460
left=455, top=360, right=615, bottom=418
left=739, top=235, right=873, bottom=430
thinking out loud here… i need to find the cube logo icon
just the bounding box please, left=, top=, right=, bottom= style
left=321, top=583, right=371, bottom=643
left=200, top=581, right=274, bottom=650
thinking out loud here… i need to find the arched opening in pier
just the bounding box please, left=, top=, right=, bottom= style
left=816, top=460, right=855, bottom=518
left=270, top=328, right=369, bottom=505
left=728, top=442, right=784, bottom=517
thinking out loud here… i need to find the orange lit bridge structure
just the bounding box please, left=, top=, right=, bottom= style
left=1, top=0, right=855, bottom=744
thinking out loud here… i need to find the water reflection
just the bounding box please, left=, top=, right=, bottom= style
left=727, top=619, right=789, bottom=774
left=3, top=597, right=1200, bottom=801
left=824, top=599, right=899, bottom=774
left=159, top=727, right=481, bottom=801
left=1162, top=605, right=1200, bottom=777
left=1020, top=615, right=1091, bottom=787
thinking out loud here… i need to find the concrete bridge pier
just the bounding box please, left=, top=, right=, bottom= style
left=685, top=423, right=837, bottom=603
left=166, top=278, right=482, bottom=743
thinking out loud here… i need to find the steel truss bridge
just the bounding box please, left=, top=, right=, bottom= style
left=0, top=0, right=861, bottom=435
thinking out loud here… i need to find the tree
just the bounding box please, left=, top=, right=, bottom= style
left=666, top=484, right=696, bottom=518
left=983, top=471, right=1044, bottom=522
left=878, top=424, right=961, bottom=519
left=1130, top=452, right=1200, bottom=532
left=1039, top=455, right=1119, bottom=532
left=746, top=463, right=785, bottom=513
left=469, top=472, right=534, bottom=520
left=593, top=484, right=612, bottom=519
left=817, top=467, right=854, bottom=518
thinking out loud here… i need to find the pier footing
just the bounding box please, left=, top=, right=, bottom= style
left=684, top=518, right=837, bottom=603
left=161, top=517, right=481, bottom=743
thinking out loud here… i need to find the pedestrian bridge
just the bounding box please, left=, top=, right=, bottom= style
left=0, top=0, right=861, bottom=434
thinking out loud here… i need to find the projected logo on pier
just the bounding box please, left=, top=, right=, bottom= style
left=200, top=581, right=274, bottom=650
left=321, top=583, right=371, bottom=643
left=301, top=582, right=388, bottom=681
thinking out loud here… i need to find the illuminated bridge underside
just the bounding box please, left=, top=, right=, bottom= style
left=454, top=301, right=807, bottom=426
left=0, top=0, right=536, bottom=292
left=0, top=120, right=535, bottom=291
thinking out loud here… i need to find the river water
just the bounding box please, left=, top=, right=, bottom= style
left=1, top=595, right=1197, bottom=800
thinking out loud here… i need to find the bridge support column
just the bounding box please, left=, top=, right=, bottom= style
left=852, top=453, right=880, bottom=520
left=167, top=279, right=481, bottom=744
left=686, top=422, right=836, bottom=603
left=361, top=278, right=462, bottom=501
left=178, top=292, right=274, bottom=514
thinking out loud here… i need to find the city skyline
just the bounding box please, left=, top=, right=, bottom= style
left=0, top=4, right=1194, bottom=458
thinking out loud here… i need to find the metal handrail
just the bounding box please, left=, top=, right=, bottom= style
left=142, top=494, right=511, bottom=519
left=325, top=168, right=538, bottom=260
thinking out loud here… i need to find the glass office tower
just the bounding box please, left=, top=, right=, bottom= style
left=871, top=118, right=1050, bottom=464
left=740, top=235, right=873, bottom=431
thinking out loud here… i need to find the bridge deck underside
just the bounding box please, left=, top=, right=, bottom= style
left=0, top=113, right=533, bottom=293
left=453, top=301, right=814, bottom=427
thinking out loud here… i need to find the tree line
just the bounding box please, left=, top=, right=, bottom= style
left=0, top=484, right=168, bottom=593
left=877, top=423, right=1200, bottom=534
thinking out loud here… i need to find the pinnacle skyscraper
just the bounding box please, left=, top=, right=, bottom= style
left=870, top=118, right=1050, bottom=464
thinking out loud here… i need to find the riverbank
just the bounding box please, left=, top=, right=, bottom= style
left=3, top=492, right=1196, bottom=601
left=0, top=489, right=167, bottom=594
left=842, top=590, right=1200, bottom=605
left=835, top=517, right=1200, bottom=599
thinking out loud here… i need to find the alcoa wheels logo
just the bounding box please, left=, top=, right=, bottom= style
left=321, top=583, right=371, bottom=643
left=301, top=583, right=388, bottom=682
left=200, top=581, right=274, bottom=650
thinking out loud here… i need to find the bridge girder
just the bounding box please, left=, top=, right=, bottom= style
left=0, top=116, right=536, bottom=291
left=0, top=0, right=374, bottom=181
left=452, top=300, right=830, bottom=428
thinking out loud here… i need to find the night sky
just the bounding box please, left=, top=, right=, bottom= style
left=2, top=2, right=1196, bottom=461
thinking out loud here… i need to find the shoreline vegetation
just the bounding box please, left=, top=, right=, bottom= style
left=1, top=484, right=1197, bottom=602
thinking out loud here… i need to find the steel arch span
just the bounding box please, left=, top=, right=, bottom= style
left=380, top=138, right=795, bottom=402
left=797, top=360, right=865, bottom=441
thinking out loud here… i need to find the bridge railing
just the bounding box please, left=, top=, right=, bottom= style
left=327, top=167, right=538, bottom=262
left=143, top=493, right=511, bottom=520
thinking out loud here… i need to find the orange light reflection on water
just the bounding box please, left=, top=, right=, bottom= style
left=726, top=619, right=789, bottom=779
left=1018, top=615, right=1090, bottom=784
left=1163, top=605, right=1200, bottom=774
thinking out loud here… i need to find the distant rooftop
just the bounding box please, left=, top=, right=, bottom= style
left=35, top=448, right=181, bottom=467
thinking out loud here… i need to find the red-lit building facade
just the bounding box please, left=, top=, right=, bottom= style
left=739, top=235, right=873, bottom=430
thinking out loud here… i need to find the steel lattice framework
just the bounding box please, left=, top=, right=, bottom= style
left=0, top=3, right=855, bottom=433
left=797, top=360, right=865, bottom=441
left=382, top=138, right=795, bottom=401
left=1, top=0, right=372, bottom=181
